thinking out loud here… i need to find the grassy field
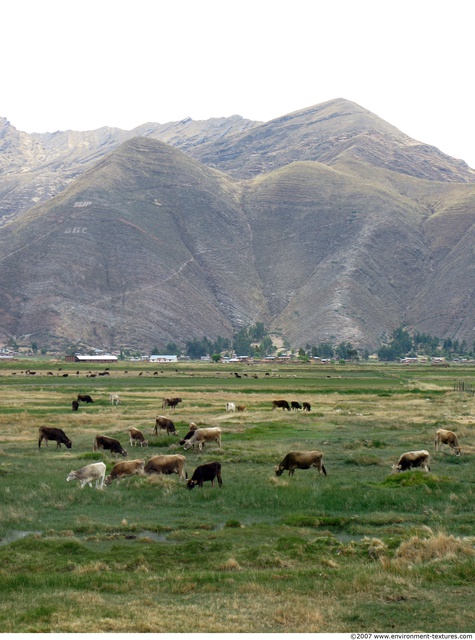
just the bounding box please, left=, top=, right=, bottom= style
left=0, top=360, right=474, bottom=632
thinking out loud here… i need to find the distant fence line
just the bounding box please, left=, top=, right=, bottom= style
left=454, top=381, right=474, bottom=394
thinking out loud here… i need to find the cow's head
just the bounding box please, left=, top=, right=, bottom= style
left=186, top=479, right=197, bottom=490
left=65, top=440, right=72, bottom=449
left=104, top=475, right=113, bottom=486
left=66, top=471, right=77, bottom=482
left=274, top=466, right=284, bottom=477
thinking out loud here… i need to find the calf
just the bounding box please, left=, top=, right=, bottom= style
left=302, top=402, right=311, bottom=412
left=104, top=459, right=145, bottom=485
left=183, top=427, right=222, bottom=451
left=272, top=399, right=291, bottom=411
left=94, top=435, right=128, bottom=457
left=153, top=415, right=178, bottom=436
left=38, top=426, right=72, bottom=450
left=187, top=462, right=222, bottom=490
left=77, top=394, right=94, bottom=403
left=434, top=429, right=461, bottom=455
left=226, top=402, right=236, bottom=412
left=162, top=397, right=182, bottom=410
left=67, top=462, right=106, bottom=489
left=109, top=393, right=120, bottom=405
left=128, top=427, right=148, bottom=447
left=291, top=401, right=302, bottom=410
left=144, top=454, right=186, bottom=480
left=275, top=451, right=327, bottom=476
left=236, top=405, right=246, bottom=412
left=72, top=400, right=79, bottom=412
left=392, top=450, right=431, bottom=473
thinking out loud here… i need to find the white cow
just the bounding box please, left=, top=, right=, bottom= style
left=183, top=427, right=222, bottom=451
left=226, top=402, right=236, bottom=412
left=392, top=450, right=431, bottom=473
left=109, top=393, right=121, bottom=405
left=66, top=462, right=106, bottom=489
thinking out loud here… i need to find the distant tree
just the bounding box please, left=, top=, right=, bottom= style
left=166, top=342, right=181, bottom=355
left=151, top=345, right=160, bottom=355
left=31, top=342, right=38, bottom=354
left=317, top=342, right=334, bottom=359
left=211, top=353, right=221, bottom=363
left=377, top=345, right=399, bottom=361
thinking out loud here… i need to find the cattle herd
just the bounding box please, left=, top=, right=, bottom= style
left=36, top=394, right=465, bottom=495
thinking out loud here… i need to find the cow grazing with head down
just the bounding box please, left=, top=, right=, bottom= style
left=38, top=426, right=72, bottom=450
left=275, top=451, right=327, bottom=477
left=291, top=401, right=302, bottom=411
left=392, top=450, right=431, bottom=473
left=302, top=402, right=311, bottom=412
left=435, top=429, right=461, bottom=455
left=104, top=459, right=145, bottom=485
left=67, top=462, right=106, bottom=489
left=72, top=400, right=79, bottom=412
left=94, top=435, right=128, bottom=457
left=183, top=427, right=222, bottom=451
left=162, top=397, right=182, bottom=410
left=77, top=394, right=94, bottom=403
left=153, top=415, right=178, bottom=436
left=226, top=402, right=236, bottom=412
left=144, top=454, right=187, bottom=480
left=128, top=427, right=148, bottom=447
left=272, top=399, right=291, bottom=411
left=236, top=405, right=246, bottom=412
left=187, top=462, right=222, bottom=490
left=178, top=422, right=199, bottom=447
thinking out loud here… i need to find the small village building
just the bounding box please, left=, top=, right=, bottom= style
left=149, top=355, right=178, bottom=363
left=65, top=354, right=118, bottom=363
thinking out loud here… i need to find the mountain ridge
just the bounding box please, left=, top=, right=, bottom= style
left=0, top=99, right=474, bottom=352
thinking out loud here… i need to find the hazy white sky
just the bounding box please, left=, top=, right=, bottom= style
left=2, top=0, right=474, bottom=167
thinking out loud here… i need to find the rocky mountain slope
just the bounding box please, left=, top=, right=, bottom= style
left=0, top=99, right=473, bottom=352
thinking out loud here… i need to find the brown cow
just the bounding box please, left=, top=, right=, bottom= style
left=275, top=451, right=327, bottom=476
left=162, top=397, right=182, bottom=410
left=153, top=415, right=178, bottom=436
left=128, top=427, right=148, bottom=447
left=104, top=459, right=145, bottom=485
left=144, top=454, right=186, bottom=480
left=434, top=429, right=461, bottom=455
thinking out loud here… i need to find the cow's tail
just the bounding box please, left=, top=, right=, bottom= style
left=321, top=463, right=327, bottom=476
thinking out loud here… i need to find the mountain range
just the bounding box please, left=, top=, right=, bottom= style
left=0, top=98, right=474, bottom=352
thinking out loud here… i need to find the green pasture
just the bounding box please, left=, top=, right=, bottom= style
left=0, top=360, right=474, bottom=632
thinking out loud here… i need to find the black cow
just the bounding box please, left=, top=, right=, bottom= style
left=93, top=435, right=128, bottom=457
left=77, top=394, right=94, bottom=403
left=187, top=462, right=222, bottom=490
left=291, top=401, right=302, bottom=410
left=38, top=426, right=72, bottom=449
left=302, top=402, right=311, bottom=412
left=272, top=399, right=291, bottom=411
left=72, top=400, right=79, bottom=412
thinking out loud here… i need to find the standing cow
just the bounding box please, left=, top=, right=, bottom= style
left=392, top=450, right=431, bottom=473
left=275, top=451, right=327, bottom=476
left=67, top=462, right=106, bottom=489
left=153, top=415, right=178, bottom=436
left=93, top=435, right=128, bottom=457
left=38, top=427, right=72, bottom=449
left=187, top=462, right=222, bottom=490
left=272, top=400, right=291, bottom=411
left=434, top=429, right=461, bottom=455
